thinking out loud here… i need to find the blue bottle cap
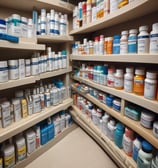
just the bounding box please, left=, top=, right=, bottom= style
left=0, top=19, right=6, bottom=25
left=116, top=123, right=125, bottom=131
left=142, top=140, right=153, bottom=153
left=56, top=80, right=63, bottom=88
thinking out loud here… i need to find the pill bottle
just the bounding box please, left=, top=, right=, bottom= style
left=137, top=140, right=153, bottom=168
left=12, top=98, right=21, bottom=122
left=102, top=113, right=110, bottom=135
left=118, top=0, right=128, bottom=8
left=114, top=123, right=125, bottom=148
left=82, top=2, right=87, bottom=25
left=133, top=68, right=145, bottom=95
left=0, top=19, right=7, bottom=33
left=138, top=25, right=149, bottom=53
left=140, top=110, right=155, bottom=129
left=128, top=29, right=138, bottom=53
left=106, top=37, right=113, bottom=54
left=153, top=121, right=158, bottom=138
left=132, top=135, right=142, bottom=162
left=124, top=67, right=134, bottom=92
left=150, top=23, right=158, bottom=53
left=10, top=14, right=21, bottom=36
left=25, top=59, right=31, bottom=77
left=113, top=99, right=121, bottom=111
left=106, top=95, right=114, bottom=107
left=120, top=30, right=128, bottom=54
left=144, top=72, right=157, bottom=100
left=151, top=152, right=158, bottom=168
left=31, top=54, right=39, bottom=76
left=0, top=61, right=8, bottom=83
left=99, top=35, right=104, bottom=55
left=8, top=60, right=19, bottom=80
left=107, top=119, right=116, bottom=141
left=114, top=69, right=124, bottom=89
left=110, top=0, right=118, bottom=13
left=15, top=134, right=26, bottom=162
left=86, top=0, right=92, bottom=24
left=21, top=17, right=28, bottom=37
left=107, top=68, right=115, bottom=87
left=123, top=127, right=135, bottom=156
left=113, top=35, right=121, bottom=54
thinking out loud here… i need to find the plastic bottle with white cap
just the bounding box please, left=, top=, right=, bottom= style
left=120, top=30, right=128, bottom=54
left=150, top=22, right=158, bottom=53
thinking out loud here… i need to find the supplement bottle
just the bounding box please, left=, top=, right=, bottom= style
left=107, top=119, right=116, bottom=141
left=99, top=35, right=104, bottom=55
left=144, top=72, right=157, bottom=100
left=133, top=68, right=145, bottom=95
left=0, top=19, right=7, bottom=33
left=107, top=68, right=115, bottom=87
left=114, top=123, right=125, bottom=148
left=114, top=69, right=124, bottom=90
left=8, top=60, right=19, bottom=80
left=0, top=61, right=8, bottom=83
left=150, top=23, right=158, bottom=53
left=86, top=0, right=92, bottom=24
left=123, top=127, right=135, bottom=156
left=124, top=67, right=134, bottom=92
left=137, top=140, right=153, bottom=168
left=128, top=29, right=138, bottom=53
left=113, top=35, right=121, bottom=54
left=106, top=37, right=113, bottom=54
left=151, top=152, right=158, bottom=168
left=102, top=113, right=110, bottom=135
left=138, top=25, right=149, bottom=53
left=120, top=30, right=128, bottom=54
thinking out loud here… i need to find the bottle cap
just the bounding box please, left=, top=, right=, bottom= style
left=113, top=35, right=121, bottom=39
left=139, top=25, right=148, bottom=32
left=126, top=67, right=134, bottom=73
left=142, top=140, right=153, bottom=153
left=116, top=69, right=123, bottom=74
left=121, top=30, right=128, bottom=35
left=152, top=23, right=158, bottom=31
left=146, top=71, right=157, bottom=79
left=129, top=29, right=138, bottom=34
left=116, top=123, right=124, bottom=131
left=135, top=68, right=145, bottom=75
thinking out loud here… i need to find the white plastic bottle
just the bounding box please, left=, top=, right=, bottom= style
left=144, top=72, right=157, bottom=100
left=124, top=67, right=134, bottom=92
left=151, top=152, right=158, bottom=168
left=120, top=30, right=128, bottom=54
left=138, top=25, right=149, bottom=53
left=150, top=23, right=158, bottom=53
left=107, top=119, right=116, bottom=141
left=114, top=69, right=124, bottom=90
left=102, top=113, right=110, bottom=135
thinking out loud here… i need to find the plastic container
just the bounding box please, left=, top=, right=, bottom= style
left=150, top=23, right=158, bottom=53
left=140, top=111, right=155, bottom=129
left=123, top=127, right=135, bottom=156
left=114, top=69, right=124, bottom=90
left=0, top=19, right=7, bottom=33
left=132, top=136, right=142, bottom=162
left=144, top=72, right=157, bottom=100
left=8, top=60, right=19, bottom=80
left=133, top=68, right=145, bottom=95
left=138, top=25, right=149, bottom=53
left=110, top=0, right=118, bottom=13
left=137, top=140, right=153, bottom=168
left=21, top=17, right=28, bottom=37
left=12, top=98, right=21, bottom=122
left=113, top=99, right=121, bottom=111
left=151, top=152, right=158, bottom=168
left=102, top=113, right=110, bottom=135
left=153, top=121, right=158, bottom=138
left=128, top=29, right=138, bottom=53
left=26, top=129, right=36, bottom=154
left=107, top=68, right=115, bottom=87
left=106, top=95, right=114, bottom=107
left=113, top=35, right=121, bottom=54
left=10, top=14, right=21, bottom=36
left=106, top=37, right=113, bottom=54
left=107, top=119, right=116, bottom=141
left=124, top=67, right=134, bottom=92
left=114, top=123, right=125, bottom=148
left=120, top=30, right=128, bottom=54
left=0, top=61, right=8, bottom=83
left=25, top=59, right=31, bottom=77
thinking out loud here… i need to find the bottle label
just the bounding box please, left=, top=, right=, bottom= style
left=134, top=79, right=144, bottom=94
left=144, top=81, right=157, bottom=99
left=4, top=153, right=15, bottom=168
left=120, top=41, right=128, bottom=54
left=150, top=34, right=158, bottom=53
left=17, top=145, right=26, bottom=161
left=114, top=77, right=124, bottom=88
left=138, top=36, right=149, bottom=53
left=124, top=78, right=133, bottom=92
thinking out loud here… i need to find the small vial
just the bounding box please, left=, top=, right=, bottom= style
left=138, top=25, right=149, bottom=53
left=120, top=30, right=128, bottom=54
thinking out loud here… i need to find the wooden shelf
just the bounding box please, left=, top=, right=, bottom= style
left=72, top=76, right=158, bottom=114
left=0, top=68, right=72, bottom=90
left=70, top=54, right=158, bottom=64
left=38, top=35, right=74, bottom=43
left=0, top=0, right=74, bottom=13
left=14, top=124, right=77, bottom=168
left=70, top=0, right=158, bottom=35
left=72, top=87, right=158, bottom=149
left=71, top=107, right=136, bottom=168
left=0, top=98, right=73, bottom=143
left=0, top=40, right=45, bottom=51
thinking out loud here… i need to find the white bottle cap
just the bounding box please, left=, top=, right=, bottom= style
left=126, top=67, right=134, bottom=73
left=21, top=17, right=27, bottom=23
left=8, top=60, right=18, bottom=66
left=129, top=29, right=138, bottom=34
left=146, top=72, right=157, bottom=79
left=0, top=61, right=8, bottom=68
left=28, top=18, right=33, bottom=26
left=121, top=30, right=128, bottom=35
left=12, top=14, right=20, bottom=20
left=135, top=68, right=145, bottom=75
left=110, top=120, right=115, bottom=126
left=15, top=90, right=24, bottom=98
left=139, top=25, right=148, bottom=32
left=116, top=69, right=123, bottom=74
left=152, top=22, right=158, bottom=31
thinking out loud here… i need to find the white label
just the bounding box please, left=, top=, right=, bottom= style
left=150, top=35, right=158, bottom=53
left=114, top=77, right=124, bottom=88
left=2, top=104, right=11, bottom=128
left=123, top=136, right=133, bottom=154
left=0, top=70, right=8, bottom=83
left=144, top=82, right=157, bottom=99
left=120, top=41, right=128, bottom=54
left=138, top=37, right=149, bottom=53
left=124, top=78, right=133, bottom=92
left=13, top=103, right=21, bottom=122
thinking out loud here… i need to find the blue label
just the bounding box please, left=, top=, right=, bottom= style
left=138, top=35, right=149, bottom=39
left=150, top=34, right=158, bottom=38
left=0, top=67, right=8, bottom=71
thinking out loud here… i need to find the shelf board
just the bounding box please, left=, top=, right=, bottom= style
left=70, top=0, right=158, bottom=35
left=72, top=87, right=158, bottom=149
left=71, top=108, right=136, bottom=168
left=72, top=76, right=158, bottom=114
left=0, top=0, right=74, bottom=13
left=0, top=40, right=45, bottom=51
left=70, top=54, right=158, bottom=64
left=37, top=35, right=74, bottom=43
left=0, top=68, right=72, bottom=90
left=0, top=98, right=73, bottom=143
left=14, top=124, right=77, bottom=168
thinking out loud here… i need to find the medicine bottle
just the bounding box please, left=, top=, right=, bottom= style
left=144, top=72, right=157, bottom=100
left=94, top=36, right=99, bottom=54
left=107, top=119, right=116, bottom=141
left=114, top=69, right=124, bottom=90
left=86, top=0, right=92, bottom=24
left=138, top=25, right=149, bottom=53
left=150, top=23, right=158, bottom=53
left=137, top=140, right=153, bottom=168
left=8, top=60, right=19, bottom=80
left=102, top=113, right=110, bottom=135
left=113, top=35, right=121, bottom=54
left=110, top=0, right=118, bottom=13
left=106, top=37, right=113, bottom=54
left=133, top=68, right=145, bottom=95
left=151, top=152, right=158, bottom=168
left=82, top=2, right=87, bottom=25
left=128, top=29, right=138, bottom=53
left=122, top=127, right=135, bottom=156
left=99, top=35, right=104, bottom=55
left=124, top=67, right=134, bottom=92
left=0, top=61, right=8, bottom=83
left=120, top=30, right=128, bottom=54
left=107, top=68, right=115, bottom=87
left=89, top=40, right=94, bottom=54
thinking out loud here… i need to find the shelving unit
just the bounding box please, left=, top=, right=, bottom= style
left=72, top=85, right=158, bottom=149
left=70, top=107, right=136, bottom=168
left=69, top=0, right=158, bottom=35
left=70, top=54, right=158, bottom=64
left=0, top=98, right=73, bottom=143
left=72, top=76, right=158, bottom=113
left=14, top=124, right=77, bottom=168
